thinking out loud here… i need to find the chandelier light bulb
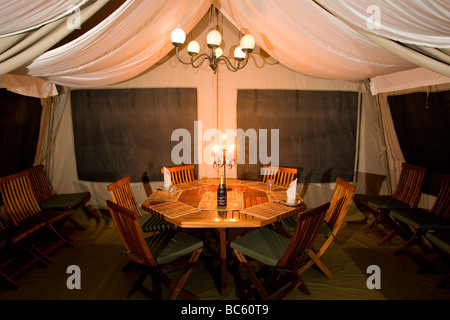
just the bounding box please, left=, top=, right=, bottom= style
left=215, top=47, right=223, bottom=58
left=240, top=34, right=255, bottom=53
left=171, top=28, right=186, bottom=46
left=187, top=41, right=200, bottom=56
left=234, top=46, right=246, bottom=61
left=207, top=30, right=222, bottom=48
left=171, top=24, right=254, bottom=72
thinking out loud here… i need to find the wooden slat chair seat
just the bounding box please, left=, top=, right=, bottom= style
left=390, top=174, right=450, bottom=255
left=0, top=171, right=75, bottom=249
left=261, top=166, right=297, bottom=188
left=106, top=200, right=203, bottom=300
left=280, top=177, right=356, bottom=279
left=161, top=165, right=195, bottom=184
left=107, top=176, right=174, bottom=233
left=353, top=162, right=427, bottom=245
left=0, top=214, right=52, bottom=288
left=24, top=165, right=90, bottom=229
left=230, top=202, right=330, bottom=300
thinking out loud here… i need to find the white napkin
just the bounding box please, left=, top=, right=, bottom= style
left=286, top=178, right=297, bottom=203
left=163, top=167, right=172, bottom=189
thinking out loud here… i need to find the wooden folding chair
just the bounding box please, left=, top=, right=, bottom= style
left=0, top=214, right=52, bottom=288
left=0, top=171, right=75, bottom=249
left=424, top=231, right=450, bottom=288
left=282, top=177, right=355, bottom=279
left=354, top=162, right=427, bottom=245
left=24, top=165, right=90, bottom=229
left=391, top=174, right=450, bottom=255
left=261, top=166, right=297, bottom=188
left=231, top=202, right=330, bottom=300
left=107, top=176, right=174, bottom=233
left=106, top=200, right=203, bottom=300
left=161, top=165, right=195, bottom=184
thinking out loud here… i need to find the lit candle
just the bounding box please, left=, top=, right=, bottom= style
left=228, top=144, right=235, bottom=160
left=213, top=145, right=220, bottom=162
left=234, top=136, right=237, bottom=163
left=222, top=133, right=226, bottom=148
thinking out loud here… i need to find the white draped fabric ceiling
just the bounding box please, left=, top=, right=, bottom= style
left=1, top=0, right=449, bottom=96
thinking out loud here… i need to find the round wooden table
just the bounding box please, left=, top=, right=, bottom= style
left=141, top=179, right=307, bottom=296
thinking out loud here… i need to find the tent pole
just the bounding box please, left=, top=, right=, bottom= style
left=353, top=81, right=363, bottom=185
left=375, top=94, right=392, bottom=194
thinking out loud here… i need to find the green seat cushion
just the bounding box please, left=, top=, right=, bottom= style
left=391, top=209, right=450, bottom=230
left=39, top=192, right=90, bottom=210
left=357, top=194, right=410, bottom=210
left=280, top=216, right=296, bottom=233
left=426, top=232, right=450, bottom=255
left=230, top=227, right=290, bottom=266
left=319, top=221, right=333, bottom=236
left=140, top=210, right=174, bottom=232
left=146, top=230, right=203, bottom=265
left=282, top=217, right=332, bottom=236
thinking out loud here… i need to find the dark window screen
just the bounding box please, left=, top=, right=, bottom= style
left=0, top=89, right=41, bottom=177
left=71, top=88, right=197, bottom=182
left=237, top=89, right=358, bottom=183
left=388, top=90, right=450, bottom=195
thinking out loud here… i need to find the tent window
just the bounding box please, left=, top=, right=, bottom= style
left=71, top=88, right=197, bottom=182
left=236, top=89, right=358, bottom=183
left=388, top=90, right=450, bottom=195
left=0, top=89, right=41, bottom=178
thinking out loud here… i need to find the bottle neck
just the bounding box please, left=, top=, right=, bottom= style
left=220, top=171, right=224, bottom=185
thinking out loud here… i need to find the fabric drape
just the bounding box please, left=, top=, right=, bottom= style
left=1, top=0, right=449, bottom=95
left=315, top=0, right=450, bottom=77
left=10, top=0, right=210, bottom=88
left=0, top=0, right=110, bottom=76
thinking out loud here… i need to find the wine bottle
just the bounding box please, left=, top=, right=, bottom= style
left=217, top=171, right=227, bottom=207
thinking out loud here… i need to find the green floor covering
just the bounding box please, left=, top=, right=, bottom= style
left=1, top=205, right=449, bottom=301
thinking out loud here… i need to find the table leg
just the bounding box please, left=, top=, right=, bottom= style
left=218, top=228, right=227, bottom=296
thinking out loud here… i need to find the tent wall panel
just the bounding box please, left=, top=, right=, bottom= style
left=71, top=88, right=197, bottom=182
left=236, top=89, right=358, bottom=183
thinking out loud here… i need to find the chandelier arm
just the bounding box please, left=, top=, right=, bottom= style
left=218, top=55, right=249, bottom=72
left=191, top=53, right=212, bottom=68
left=175, top=47, right=195, bottom=65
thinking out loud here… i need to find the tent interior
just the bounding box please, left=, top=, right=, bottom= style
left=0, top=0, right=450, bottom=302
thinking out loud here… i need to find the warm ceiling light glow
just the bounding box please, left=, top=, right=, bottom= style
left=207, top=30, right=222, bottom=48
left=171, top=7, right=255, bottom=73
left=240, top=34, right=255, bottom=53
left=234, top=46, right=246, bottom=61
left=215, top=47, right=223, bottom=58
left=171, top=28, right=186, bottom=46
left=187, top=41, right=200, bottom=56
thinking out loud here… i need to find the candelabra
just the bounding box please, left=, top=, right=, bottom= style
left=212, top=134, right=237, bottom=184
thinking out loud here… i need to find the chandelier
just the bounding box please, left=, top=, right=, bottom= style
left=170, top=8, right=255, bottom=73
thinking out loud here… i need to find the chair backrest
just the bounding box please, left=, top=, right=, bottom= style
left=106, top=200, right=157, bottom=267
left=0, top=171, right=42, bottom=225
left=392, top=162, right=427, bottom=208
left=326, top=178, right=356, bottom=232
left=23, top=165, right=55, bottom=203
left=107, top=176, right=142, bottom=217
left=278, top=202, right=330, bottom=268
left=161, top=165, right=195, bottom=184
left=261, top=166, right=298, bottom=188
left=430, top=174, right=450, bottom=220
